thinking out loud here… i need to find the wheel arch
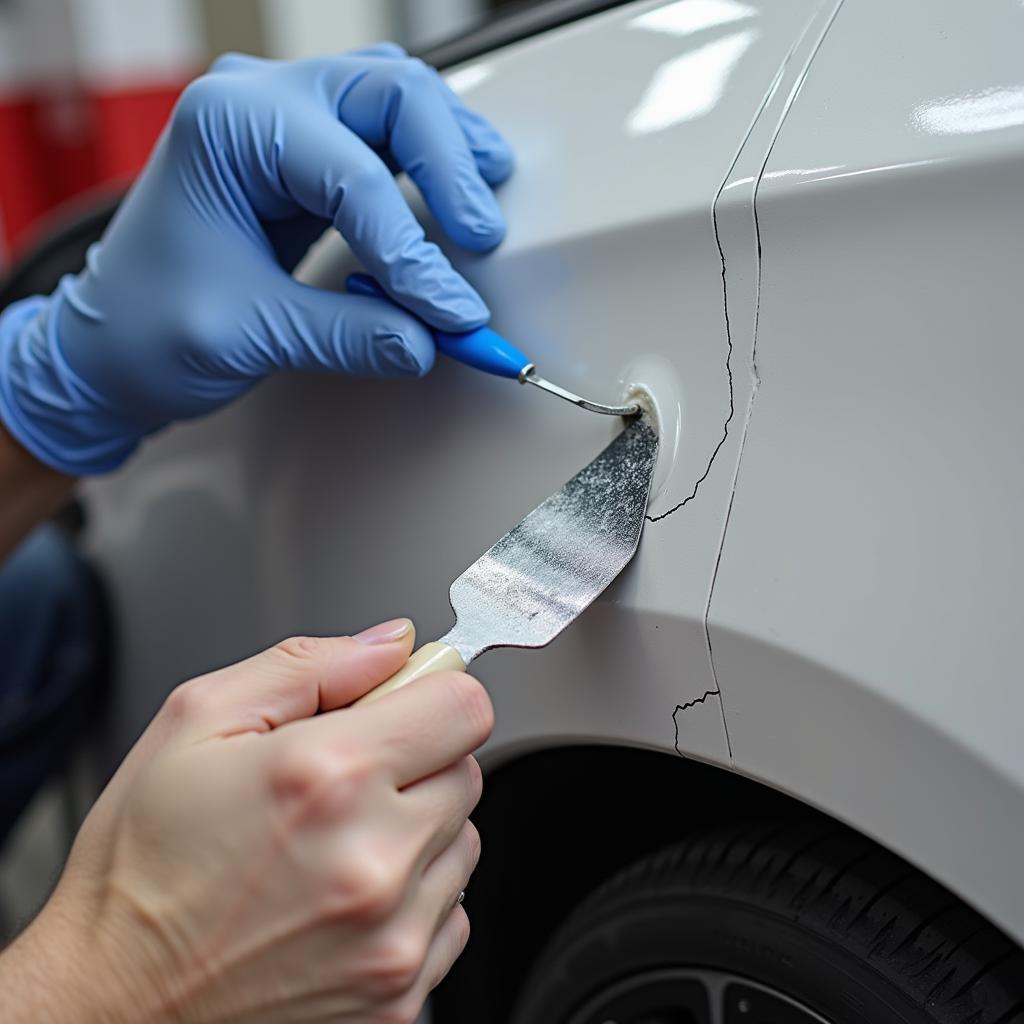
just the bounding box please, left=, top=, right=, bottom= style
left=434, top=731, right=1022, bottom=1021
left=435, top=742, right=791, bottom=1021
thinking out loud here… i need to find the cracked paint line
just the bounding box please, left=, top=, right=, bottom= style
left=643, top=153, right=741, bottom=528
left=644, top=9, right=818, bottom=528
left=675, top=688, right=721, bottom=713
left=660, top=0, right=846, bottom=764
left=702, top=0, right=845, bottom=750
left=650, top=3, right=842, bottom=530
left=673, top=690, right=723, bottom=756
left=646, top=198, right=736, bottom=525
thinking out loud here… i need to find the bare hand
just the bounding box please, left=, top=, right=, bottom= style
left=0, top=619, right=492, bottom=1023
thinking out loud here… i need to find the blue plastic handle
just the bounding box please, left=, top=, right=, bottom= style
left=346, top=273, right=531, bottom=380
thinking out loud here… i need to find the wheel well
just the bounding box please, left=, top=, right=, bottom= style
left=433, top=743, right=825, bottom=1022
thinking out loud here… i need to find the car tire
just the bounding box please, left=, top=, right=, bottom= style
left=510, top=818, right=1024, bottom=1024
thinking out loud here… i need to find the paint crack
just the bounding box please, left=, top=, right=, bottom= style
left=672, top=689, right=722, bottom=756
left=647, top=198, right=735, bottom=524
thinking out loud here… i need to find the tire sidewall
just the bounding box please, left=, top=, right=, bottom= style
left=512, top=891, right=934, bottom=1024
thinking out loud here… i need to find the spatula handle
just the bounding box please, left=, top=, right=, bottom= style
left=353, top=641, right=466, bottom=706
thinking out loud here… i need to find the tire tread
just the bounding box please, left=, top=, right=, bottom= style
left=535, top=818, right=1024, bottom=1024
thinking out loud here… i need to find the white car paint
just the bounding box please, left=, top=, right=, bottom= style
left=83, top=0, right=1024, bottom=947
left=709, top=0, right=1024, bottom=940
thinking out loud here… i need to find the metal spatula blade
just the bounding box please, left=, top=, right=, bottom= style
left=355, top=416, right=659, bottom=705
left=441, top=415, right=659, bottom=664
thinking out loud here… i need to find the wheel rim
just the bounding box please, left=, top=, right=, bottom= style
left=567, top=968, right=836, bottom=1024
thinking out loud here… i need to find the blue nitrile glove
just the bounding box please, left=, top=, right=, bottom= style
left=0, top=44, right=513, bottom=475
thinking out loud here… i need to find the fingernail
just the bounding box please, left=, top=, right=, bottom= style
left=354, top=618, right=413, bottom=645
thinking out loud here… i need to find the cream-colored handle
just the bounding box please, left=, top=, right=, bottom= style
left=354, top=641, right=466, bottom=706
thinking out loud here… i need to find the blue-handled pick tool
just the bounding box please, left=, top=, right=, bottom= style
left=347, top=273, right=639, bottom=418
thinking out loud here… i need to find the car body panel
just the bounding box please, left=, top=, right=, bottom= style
left=85, top=0, right=820, bottom=771
left=80, top=0, right=1024, bottom=948
left=709, top=0, right=1024, bottom=939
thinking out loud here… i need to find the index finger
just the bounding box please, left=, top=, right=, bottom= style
left=290, top=671, right=494, bottom=788
left=277, top=109, right=490, bottom=331
left=336, top=58, right=508, bottom=253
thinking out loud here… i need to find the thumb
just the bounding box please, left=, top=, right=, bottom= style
left=256, top=277, right=436, bottom=378
left=165, top=620, right=418, bottom=743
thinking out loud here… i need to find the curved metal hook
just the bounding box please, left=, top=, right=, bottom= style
left=519, top=365, right=640, bottom=418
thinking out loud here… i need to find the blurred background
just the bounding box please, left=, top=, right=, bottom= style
left=0, top=0, right=515, bottom=266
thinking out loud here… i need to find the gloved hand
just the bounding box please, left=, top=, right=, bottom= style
left=0, top=44, right=513, bottom=475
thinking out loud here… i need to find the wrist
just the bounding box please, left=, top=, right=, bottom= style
left=0, top=411, right=75, bottom=559
left=0, top=288, right=139, bottom=476
left=0, top=898, right=162, bottom=1024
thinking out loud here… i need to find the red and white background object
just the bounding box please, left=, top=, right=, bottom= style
left=0, top=0, right=487, bottom=267
left=0, top=0, right=202, bottom=265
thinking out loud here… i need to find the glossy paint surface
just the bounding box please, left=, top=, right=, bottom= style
left=709, top=0, right=1024, bottom=938
left=86, top=0, right=818, bottom=772
left=80, top=0, right=1024, bottom=947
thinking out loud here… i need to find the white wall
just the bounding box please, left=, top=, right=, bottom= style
left=259, top=0, right=396, bottom=60
left=70, top=0, right=203, bottom=86
left=0, top=0, right=202, bottom=87
left=258, top=0, right=487, bottom=59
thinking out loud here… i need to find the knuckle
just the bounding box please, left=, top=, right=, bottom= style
left=173, top=290, right=237, bottom=365
left=273, top=635, right=323, bottom=664
left=326, top=853, right=404, bottom=924
left=366, top=928, right=427, bottom=997
left=445, top=673, right=494, bottom=739
left=161, top=677, right=210, bottom=724
left=270, top=744, right=338, bottom=802
left=172, top=73, right=221, bottom=127
left=342, top=155, right=391, bottom=202
left=270, top=743, right=371, bottom=818
left=171, top=70, right=256, bottom=146
left=395, top=56, right=433, bottom=89
left=209, top=50, right=247, bottom=73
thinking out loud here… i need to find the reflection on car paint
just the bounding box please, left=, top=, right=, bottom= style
left=913, top=86, right=1024, bottom=136
left=627, top=31, right=759, bottom=135
left=628, top=0, right=757, bottom=38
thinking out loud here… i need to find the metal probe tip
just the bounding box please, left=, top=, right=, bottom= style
left=518, top=365, right=640, bottom=418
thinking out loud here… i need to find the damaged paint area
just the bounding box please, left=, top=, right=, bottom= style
left=665, top=0, right=846, bottom=761
left=646, top=197, right=737, bottom=527
left=672, top=689, right=725, bottom=757
left=669, top=678, right=732, bottom=764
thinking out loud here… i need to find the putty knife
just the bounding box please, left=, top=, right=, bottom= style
left=356, top=415, right=659, bottom=704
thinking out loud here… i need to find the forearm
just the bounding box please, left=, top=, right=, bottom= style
left=0, top=418, right=75, bottom=559
left=0, top=904, right=139, bottom=1024
left=0, top=915, right=80, bottom=1024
